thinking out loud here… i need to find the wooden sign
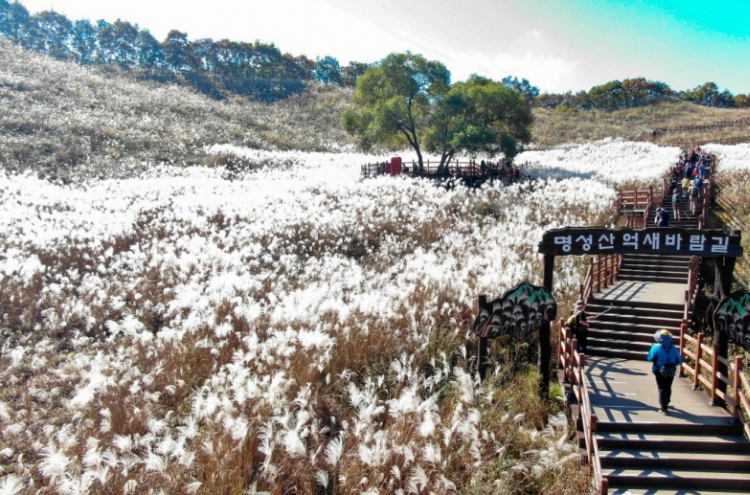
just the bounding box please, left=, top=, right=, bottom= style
left=538, top=227, right=742, bottom=258
left=713, top=290, right=750, bottom=351
left=473, top=282, right=557, bottom=341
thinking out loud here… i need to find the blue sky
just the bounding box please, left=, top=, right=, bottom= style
left=18, top=0, right=750, bottom=94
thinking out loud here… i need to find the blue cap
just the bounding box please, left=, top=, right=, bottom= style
left=654, top=329, right=673, bottom=345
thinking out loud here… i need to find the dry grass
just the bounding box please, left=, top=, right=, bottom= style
left=0, top=39, right=354, bottom=181
left=532, top=103, right=750, bottom=149
left=0, top=175, right=609, bottom=494
left=710, top=169, right=750, bottom=288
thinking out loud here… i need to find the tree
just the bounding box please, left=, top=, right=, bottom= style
left=620, top=77, right=673, bottom=107
left=162, top=30, right=195, bottom=71
left=680, top=82, right=735, bottom=108
left=101, top=19, right=139, bottom=69
left=588, top=80, right=623, bottom=111
left=342, top=52, right=450, bottom=168
left=71, top=19, right=97, bottom=64
left=344, top=53, right=533, bottom=168
left=501, top=76, right=540, bottom=105
left=136, top=29, right=164, bottom=70
left=0, top=0, right=30, bottom=43
left=314, top=55, right=343, bottom=85
left=735, top=94, right=750, bottom=108
left=32, top=10, right=73, bottom=59
left=425, top=75, right=533, bottom=163
left=342, top=61, right=368, bottom=87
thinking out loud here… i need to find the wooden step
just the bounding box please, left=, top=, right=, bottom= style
left=586, top=346, right=646, bottom=360
left=619, top=267, right=688, bottom=276
left=618, top=273, right=687, bottom=284
left=592, top=313, right=684, bottom=328
left=604, top=468, right=750, bottom=491
left=597, top=433, right=750, bottom=453
left=610, top=488, right=749, bottom=495
left=586, top=337, right=652, bottom=353
left=596, top=421, right=743, bottom=435
left=591, top=320, right=682, bottom=334
left=588, top=297, right=684, bottom=312
left=600, top=450, right=750, bottom=470
left=586, top=302, right=684, bottom=320
left=587, top=328, right=664, bottom=344
left=621, top=258, right=690, bottom=267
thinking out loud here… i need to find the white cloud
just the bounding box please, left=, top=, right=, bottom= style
left=436, top=48, right=578, bottom=92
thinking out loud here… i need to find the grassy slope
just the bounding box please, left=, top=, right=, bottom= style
left=3, top=40, right=750, bottom=494
left=4, top=35, right=750, bottom=179
left=0, top=39, right=354, bottom=181
left=533, top=103, right=750, bottom=149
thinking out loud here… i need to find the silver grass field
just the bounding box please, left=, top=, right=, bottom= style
left=4, top=36, right=744, bottom=495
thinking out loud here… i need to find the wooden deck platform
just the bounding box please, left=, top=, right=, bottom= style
left=587, top=356, right=735, bottom=425
left=580, top=274, right=750, bottom=494
left=596, top=280, right=685, bottom=306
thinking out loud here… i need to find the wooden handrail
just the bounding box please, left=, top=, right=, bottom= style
left=680, top=325, right=749, bottom=429
left=361, top=159, right=528, bottom=179
left=558, top=319, right=607, bottom=494
left=579, top=254, right=621, bottom=303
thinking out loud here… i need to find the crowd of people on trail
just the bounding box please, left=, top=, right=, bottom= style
left=472, top=160, right=526, bottom=181
left=365, top=158, right=529, bottom=184
left=656, top=148, right=714, bottom=227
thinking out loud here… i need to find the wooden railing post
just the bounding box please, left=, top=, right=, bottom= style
left=595, top=256, right=601, bottom=292
left=679, top=322, right=686, bottom=377
left=588, top=414, right=596, bottom=471
left=711, top=344, right=720, bottom=405
left=733, top=356, right=743, bottom=419
left=694, top=332, right=703, bottom=390
left=684, top=289, right=690, bottom=321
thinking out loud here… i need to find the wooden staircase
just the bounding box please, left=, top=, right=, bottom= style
left=587, top=298, right=685, bottom=361
left=599, top=420, right=750, bottom=494
left=565, top=173, right=750, bottom=494
left=581, top=239, right=750, bottom=493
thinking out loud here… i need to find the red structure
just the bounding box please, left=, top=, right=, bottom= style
left=387, top=157, right=402, bottom=175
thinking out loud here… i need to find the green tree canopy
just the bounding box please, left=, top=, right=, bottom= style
left=343, top=52, right=450, bottom=166
left=314, top=55, right=343, bottom=85
left=501, top=76, right=540, bottom=104
left=679, top=82, right=735, bottom=108
left=426, top=75, right=533, bottom=163
left=343, top=52, right=532, bottom=167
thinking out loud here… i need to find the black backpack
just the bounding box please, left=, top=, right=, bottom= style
left=566, top=311, right=580, bottom=332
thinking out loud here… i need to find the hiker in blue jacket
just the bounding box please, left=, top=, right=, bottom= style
left=647, top=329, right=683, bottom=415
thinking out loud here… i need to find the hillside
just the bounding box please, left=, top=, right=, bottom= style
left=534, top=104, right=750, bottom=149
left=5, top=36, right=750, bottom=184
left=3, top=39, right=750, bottom=495
left=0, top=39, right=354, bottom=181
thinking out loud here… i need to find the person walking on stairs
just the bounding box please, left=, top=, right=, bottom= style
left=688, top=181, right=701, bottom=215
left=671, top=189, right=682, bottom=221
left=566, top=300, right=590, bottom=352
left=654, top=207, right=670, bottom=227
left=647, top=329, right=683, bottom=415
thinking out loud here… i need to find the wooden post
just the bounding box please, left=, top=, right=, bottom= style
left=539, top=254, right=554, bottom=400
left=733, top=356, right=742, bottom=419
left=711, top=343, right=720, bottom=405
left=693, top=333, right=703, bottom=390
left=679, top=321, right=686, bottom=377
left=561, top=320, right=570, bottom=383
left=714, top=255, right=737, bottom=398
left=477, top=294, right=488, bottom=381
